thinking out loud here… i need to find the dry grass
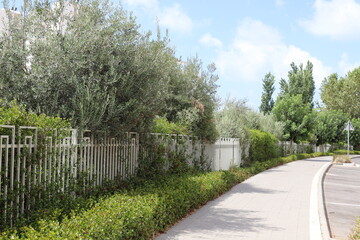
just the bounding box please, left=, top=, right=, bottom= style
left=332, top=155, right=352, bottom=164
left=349, top=218, right=360, bottom=240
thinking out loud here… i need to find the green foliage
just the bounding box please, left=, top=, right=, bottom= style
left=137, top=134, right=210, bottom=180
left=313, top=110, right=349, bottom=145
left=0, top=0, right=218, bottom=141
left=215, top=98, right=249, bottom=139
left=248, top=129, right=279, bottom=163
left=350, top=118, right=360, bottom=150
left=273, top=94, right=314, bottom=145
left=216, top=98, right=284, bottom=140
left=259, top=72, right=275, bottom=114
left=0, top=152, right=328, bottom=240
left=0, top=100, right=70, bottom=130
left=321, top=67, right=360, bottom=119
left=168, top=59, right=219, bottom=142
left=330, top=149, right=360, bottom=155
left=280, top=61, right=315, bottom=108
left=245, top=111, right=285, bottom=140
left=349, top=218, right=360, bottom=240
left=152, top=116, right=189, bottom=135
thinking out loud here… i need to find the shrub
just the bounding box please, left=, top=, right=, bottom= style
left=248, top=129, right=279, bottom=163
left=152, top=116, right=189, bottom=135
left=331, top=149, right=360, bottom=155
left=0, top=151, right=328, bottom=239
left=332, top=155, right=352, bottom=163
left=0, top=100, right=72, bottom=230
left=349, top=218, right=360, bottom=240
left=0, top=100, right=71, bottom=134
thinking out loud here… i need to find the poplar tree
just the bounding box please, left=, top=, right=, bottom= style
left=279, top=61, right=315, bottom=108
left=259, top=72, right=275, bottom=114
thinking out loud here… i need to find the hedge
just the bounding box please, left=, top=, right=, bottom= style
left=331, top=149, right=360, bottom=155
left=248, top=129, right=279, bottom=163
left=1, top=152, right=327, bottom=240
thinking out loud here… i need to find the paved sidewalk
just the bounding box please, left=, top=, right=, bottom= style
left=156, top=156, right=332, bottom=240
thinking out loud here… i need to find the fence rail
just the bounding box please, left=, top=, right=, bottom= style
left=0, top=125, right=335, bottom=228
left=0, top=126, right=140, bottom=227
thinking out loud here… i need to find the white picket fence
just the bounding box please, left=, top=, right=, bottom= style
left=0, top=125, right=142, bottom=227
left=280, top=141, right=332, bottom=155
left=205, top=138, right=242, bottom=171
left=0, top=124, right=333, bottom=227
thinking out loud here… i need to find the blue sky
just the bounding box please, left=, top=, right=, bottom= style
left=119, top=0, right=360, bottom=109
left=8, top=0, right=360, bottom=109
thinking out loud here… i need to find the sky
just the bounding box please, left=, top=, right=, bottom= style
left=118, top=0, right=360, bottom=109
left=9, top=0, right=360, bottom=109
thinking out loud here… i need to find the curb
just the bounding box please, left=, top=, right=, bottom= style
left=317, top=162, right=334, bottom=240
left=310, top=161, right=332, bottom=240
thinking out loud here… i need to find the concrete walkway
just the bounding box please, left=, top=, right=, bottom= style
left=156, top=156, right=332, bottom=240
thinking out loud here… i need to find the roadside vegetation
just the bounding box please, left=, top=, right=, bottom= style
left=0, top=152, right=326, bottom=240
left=350, top=218, right=360, bottom=240
left=0, top=0, right=360, bottom=238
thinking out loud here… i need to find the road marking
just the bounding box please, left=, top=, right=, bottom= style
left=326, top=173, right=341, bottom=177
left=325, top=182, right=360, bottom=188
left=327, top=202, right=360, bottom=207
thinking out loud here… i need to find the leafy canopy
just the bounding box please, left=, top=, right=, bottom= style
left=272, top=94, right=314, bottom=143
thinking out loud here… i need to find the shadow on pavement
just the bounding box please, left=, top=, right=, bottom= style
left=158, top=208, right=284, bottom=239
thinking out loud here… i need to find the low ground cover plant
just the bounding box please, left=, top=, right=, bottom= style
left=332, top=155, right=352, bottom=164
left=350, top=218, right=360, bottom=240
left=0, top=152, right=326, bottom=240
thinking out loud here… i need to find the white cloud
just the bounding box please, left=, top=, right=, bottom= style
left=300, top=0, right=360, bottom=39
left=121, top=0, right=193, bottom=34
left=337, top=53, right=360, bottom=75
left=275, top=0, right=286, bottom=6
left=158, top=4, right=193, bottom=34
left=121, top=0, right=159, bottom=10
left=199, top=33, right=223, bottom=48
left=215, top=18, right=332, bottom=90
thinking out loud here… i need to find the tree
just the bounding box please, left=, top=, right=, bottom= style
left=174, top=58, right=219, bottom=142
left=313, top=110, right=348, bottom=145
left=0, top=0, right=219, bottom=140
left=259, top=72, right=275, bottom=114
left=350, top=118, right=360, bottom=150
left=216, top=98, right=284, bottom=140
left=321, top=67, right=360, bottom=119
left=215, top=98, right=249, bottom=139
left=279, top=61, right=315, bottom=108
left=273, top=94, right=314, bottom=152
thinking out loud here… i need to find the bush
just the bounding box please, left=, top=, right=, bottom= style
left=1, top=152, right=328, bottom=239
left=349, top=218, right=360, bottom=240
left=152, top=116, right=189, bottom=135
left=0, top=100, right=71, bottom=133
left=331, top=149, right=360, bottom=155
left=248, top=129, right=279, bottom=163
left=0, top=100, right=72, bottom=230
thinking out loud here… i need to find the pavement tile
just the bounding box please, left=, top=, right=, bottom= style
left=156, top=156, right=333, bottom=240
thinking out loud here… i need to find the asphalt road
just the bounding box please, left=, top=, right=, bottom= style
left=323, top=155, right=360, bottom=240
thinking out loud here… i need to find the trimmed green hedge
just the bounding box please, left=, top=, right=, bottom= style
left=331, top=149, right=360, bottom=155
left=248, top=129, right=279, bottom=163
left=1, top=152, right=327, bottom=240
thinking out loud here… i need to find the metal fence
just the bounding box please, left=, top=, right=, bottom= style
left=0, top=124, right=335, bottom=227
left=0, top=125, right=140, bottom=227
left=279, top=141, right=331, bottom=156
